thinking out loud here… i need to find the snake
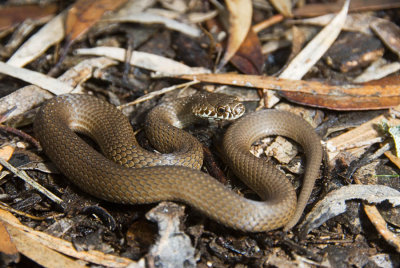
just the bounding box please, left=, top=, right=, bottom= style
left=34, top=92, right=323, bottom=232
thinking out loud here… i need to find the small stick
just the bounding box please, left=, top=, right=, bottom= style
left=118, top=80, right=199, bottom=109
left=0, top=157, right=64, bottom=206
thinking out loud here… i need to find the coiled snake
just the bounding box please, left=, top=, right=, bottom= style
left=34, top=92, right=322, bottom=232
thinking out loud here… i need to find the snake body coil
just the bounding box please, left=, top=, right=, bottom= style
left=34, top=93, right=322, bottom=232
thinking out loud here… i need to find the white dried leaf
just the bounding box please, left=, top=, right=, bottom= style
left=75, top=47, right=210, bottom=75
left=7, top=11, right=65, bottom=67
left=353, top=58, right=400, bottom=83
left=0, top=62, right=72, bottom=94
left=103, top=12, right=200, bottom=37
left=279, top=0, right=350, bottom=79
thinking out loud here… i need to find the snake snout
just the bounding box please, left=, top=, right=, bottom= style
left=232, top=103, right=245, bottom=119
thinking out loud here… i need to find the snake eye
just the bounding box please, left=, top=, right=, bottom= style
left=217, top=107, right=226, bottom=114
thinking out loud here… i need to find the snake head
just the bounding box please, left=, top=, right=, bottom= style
left=192, top=93, right=245, bottom=120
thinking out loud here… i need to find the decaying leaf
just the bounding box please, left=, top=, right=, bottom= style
left=229, top=29, right=264, bottom=74
left=0, top=4, right=57, bottom=31
left=0, top=221, right=19, bottom=263
left=146, top=202, right=196, bottom=268
left=0, top=209, right=135, bottom=267
left=218, top=0, right=252, bottom=70
left=65, top=0, right=128, bottom=43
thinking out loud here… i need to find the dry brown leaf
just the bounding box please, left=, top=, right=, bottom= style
left=0, top=222, right=19, bottom=262
left=281, top=92, right=400, bottom=111
left=6, top=223, right=87, bottom=268
left=0, top=209, right=135, bottom=267
left=0, top=145, right=15, bottom=172
left=176, top=73, right=400, bottom=110
left=65, top=0, right=128, bottom=43
left=0, top=4, right=57, bottom=31
left=49, top=0, right=128, bottom=75
left=229, top=29, right=264, bottom=74
left=218, top=0, right=252, bottom=70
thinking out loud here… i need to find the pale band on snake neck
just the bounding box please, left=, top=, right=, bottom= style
left=34, top=92, right=323, bottom=232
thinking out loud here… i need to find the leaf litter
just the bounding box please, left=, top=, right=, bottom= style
left=0, top=0, right=400, bottom=267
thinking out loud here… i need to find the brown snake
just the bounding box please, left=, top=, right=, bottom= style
left=34, top=93, right=322, bottom=232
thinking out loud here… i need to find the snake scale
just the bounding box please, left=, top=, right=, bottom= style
left=34, top=93, right=323, bottom=232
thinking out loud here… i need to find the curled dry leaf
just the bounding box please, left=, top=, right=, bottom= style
left=218, top=0, right=252, bottom=70
left=146, top=202, right=196, bottom=268
left=299, top=185, right=400, bottom=238
left=229, top=29, right=264, bottom=75
left=6, top=223, right=86, bottom=268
